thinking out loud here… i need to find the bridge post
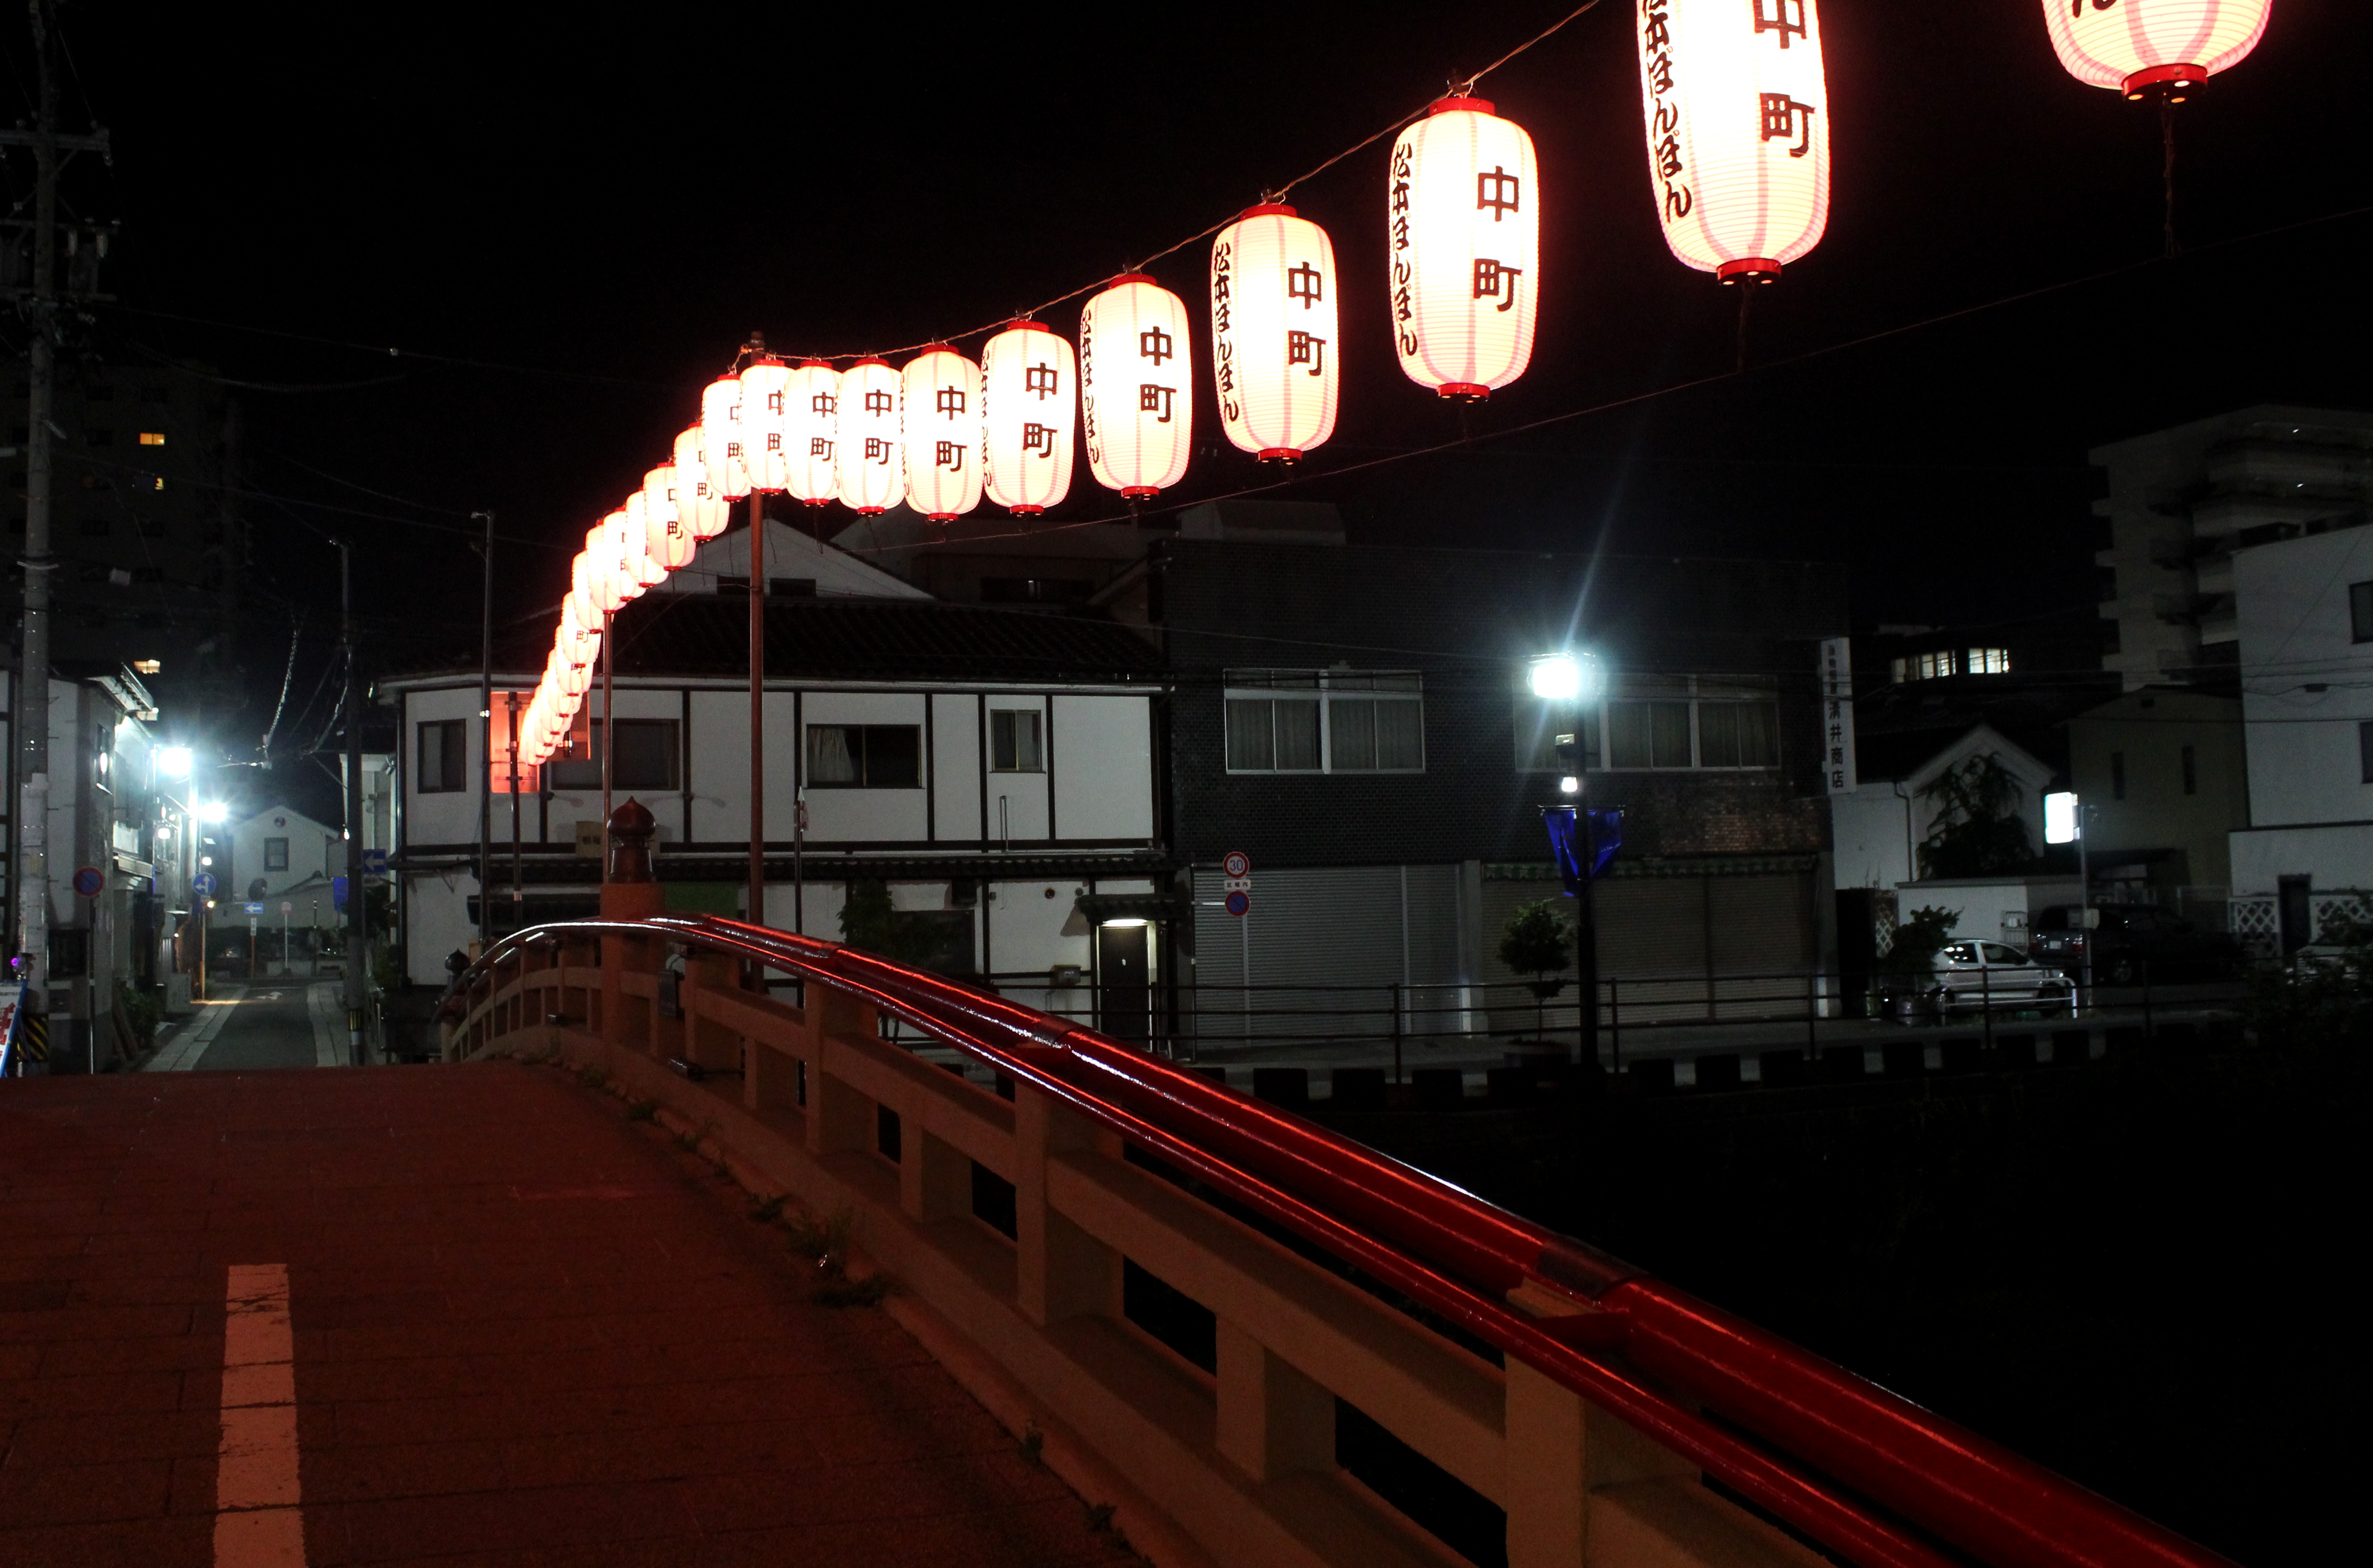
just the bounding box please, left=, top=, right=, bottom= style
left=1214, top=1320, right=1334, bottom=1481
left=600, top=800, right=663, bottom=1053
left=1012, top=1085, right=1122, bottom=1326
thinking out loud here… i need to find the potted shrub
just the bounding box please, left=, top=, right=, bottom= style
left=1499, top=900, right=1575, bottom=1052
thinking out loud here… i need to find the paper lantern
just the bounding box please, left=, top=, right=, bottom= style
left=2041, top=0, right=2271, bottom=98
left=643, top=464, right=693, bottom=570
left=622, top=495, right=665, bottom=589
left=672, top=428, right=730, bottom=540
left=1210, top=205, right=1339, bottom=461
left=1081, top=276, right=1192, bottom=498
left=901, top=346, right=984, bottom=522
left=740, top=359, right=791, bottom=493
left=983, top=322, right=1077, bottom=514
left=581, top=528, right=622, bottom=615
left=1388, top=98, right=1540, bottom=399
left=785, top=361, right=841, bottom=506
left=700, top=375, right=751, bottom=500
left=558, top=591, right=597, bottom=667
left=569, top=552, right=596, bottom=620
left=1633, top=0, right=1831, bottom=283
left=835, top=358, right=904, bottom=514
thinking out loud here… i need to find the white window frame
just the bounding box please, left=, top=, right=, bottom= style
left=1542, top=676, right=1781, bottom=774
left=1224, top=669, right=1425, bottom=775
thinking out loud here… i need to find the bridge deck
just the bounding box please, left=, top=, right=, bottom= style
left=0, top=1065, right=1137, bottom=1568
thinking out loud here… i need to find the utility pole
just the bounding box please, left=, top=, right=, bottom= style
left=474, top=511, right=493, bottom=949
left=7, top=3, right=107, bottom=1063
left=340, top=541, right=364, bottom=1065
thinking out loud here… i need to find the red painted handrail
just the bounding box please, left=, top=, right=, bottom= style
left=459, top=916, right=2235, bottom=1568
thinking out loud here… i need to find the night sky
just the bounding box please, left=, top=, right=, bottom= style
left=22, top=1, right=2373, bottom=708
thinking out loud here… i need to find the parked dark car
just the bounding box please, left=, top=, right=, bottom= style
left=2029, top=904, right=2243, bottom=984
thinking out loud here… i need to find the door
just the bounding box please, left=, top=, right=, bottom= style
left=1097, top=921, right=1150, bottom=1044
left=2277, top=876, right=2311, bottom=955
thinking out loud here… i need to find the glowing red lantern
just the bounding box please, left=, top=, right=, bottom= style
left=983, top=320, right=1076, bottom=515
left=2042, top=0, right=2271, bottom=98
left=1633, top=0, right=1831, bottom=284
left=785, top=361, right=841, bottom=507
left=673, top=428, right=729, bottom=540
left=836, top=358, right=903, bottom=515
left=622, top=495, right=664, bottom=590
left=700, top=375, right=750, bottom=501
left=582, top=528, right=622, bottom=615
left=901, top=346, right=983, bottom=522
left=1210, top=205, right=1338, bottom=462
left=643, top=464, right=693, bottom=571
left=1389, top=98, right=1538, bottom=399
left=1081, top=275, right=1192, bottom=498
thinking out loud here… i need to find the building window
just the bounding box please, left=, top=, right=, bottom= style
left=2110, top=750, right=2127, bottom=801
left=2181, top=744, right=2198, bottom=796
left=806, top=724, right=922, bottom=788
left=2361, top=722, right=2373, bottom=786
left=1599, top=677, right=1780, bottom=772
left=2352, top=581, right=2373, bottom=644
left=1966, top=648, right=2011, bottom=674
left=990, top=709, right=1044, bottom=772
left=1225, top=670, right=1422, bottom=774
left=545, top=720, right=680, bottom=791
left=417, top=719, right=467, bottom=793
left=264, top=838, right=289, bottom=872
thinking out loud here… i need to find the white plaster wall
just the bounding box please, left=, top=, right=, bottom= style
left=404, top=687, right=484, bottom=847
left=801, top=692, right=929, bottom=844
left=1052, top=695, right=1153, bottom=842
left=932, top=693, right=983, bottom=841
left=687, top=689, right=748, bottom=846
left=2236, top=529, right=2373, bottom=828
left=2230, top=824, right=2373, bottom=896
left=1830, top=787, right=1916, bottom=892
left=986, top=877, right=1092, bottom=977
left=405, top=869, right=481, bottom=984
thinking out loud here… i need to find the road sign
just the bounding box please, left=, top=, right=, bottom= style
left=1224, top=890, right=1250, bottom=918
left=71, top=867, right=103, bottom=897
left=192, top=872, right=217, bottom=896
left=280, top=901, right=294, bottom=916
left=1221, top=850, right=1250, bottom=879
left=244, top=902, right=265, bottom=916
left=362, top=848, right=388, bottom=875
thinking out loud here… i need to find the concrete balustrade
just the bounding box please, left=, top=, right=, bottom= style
left=445, top=930, right=1827, bottom=1568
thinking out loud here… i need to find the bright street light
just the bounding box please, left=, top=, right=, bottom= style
left=199, top=800, right=230, bottom=824
left=1528, top=649, right=1604, bottom=702
left=159, top=746, right=194, bottom=777
left=2044, top=791, right=2080, bottom=845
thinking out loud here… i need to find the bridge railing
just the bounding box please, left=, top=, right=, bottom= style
left=444, top=914, right=2231, bottom=1568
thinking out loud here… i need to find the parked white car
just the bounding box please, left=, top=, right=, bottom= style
left=1895, top=940, right=2076, bottom=1020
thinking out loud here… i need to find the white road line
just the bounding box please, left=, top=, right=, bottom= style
left=305, top=983, right=343, bottom=1069
left=216, top=1262, right=306, bottom=1567
left=144, top=988, right=245, bottom=1072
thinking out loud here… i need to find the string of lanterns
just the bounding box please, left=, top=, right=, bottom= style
left=508, top=0, right=2273, bottom=773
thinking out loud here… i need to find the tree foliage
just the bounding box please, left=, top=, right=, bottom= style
left=837, top=878, right=937, bottom=966
left=1499, top=899, right=1575, bottom=1000
left=1917, top=754, right=2033, bottom=879
left=1880, top=905, right=1961, bottom=984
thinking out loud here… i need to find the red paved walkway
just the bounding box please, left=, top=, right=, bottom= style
left=0, top=1064, right=1140, bottom=1568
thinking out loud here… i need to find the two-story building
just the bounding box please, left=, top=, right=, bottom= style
left=386, top=521, right=1169, bottom=1036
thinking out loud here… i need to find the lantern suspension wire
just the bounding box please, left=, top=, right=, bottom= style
left=843, top=195, right=2373, bottom=559
left=735, top=1, right=1605, bottom=368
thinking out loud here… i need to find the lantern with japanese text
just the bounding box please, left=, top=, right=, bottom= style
left=581, top=529, right=623, bottom=615
left=1210, top=206, right=1338, bottom=461
left=569, top=552, right=596, bottom=620
left=558, top=591, right=597, bottom=668
left=1080, top=276, right=1192, bottom=498
left=643, top=464, right=693, bottom=570
left=739, top=358, right=791, bottom=493
left=672, top=428, right=729, bottom=539
left=1388, top=98, right=1539, bottom=399
left=559, top=642, right=590, bottom=699
left=1633, top=0, right=1831, bottom=284
left=784, top=361, right=841, bottom=506
left=901, top=346, right=983, bottom=522
left=2041, top=0, right=2271, bottom=98
left=622, top=495, right=665, bottom=590
left=699, top=375, right=751, bottom=500
left=982, top=321, right=1077, bottom=514
left=835, top=358, right=904, bottom=515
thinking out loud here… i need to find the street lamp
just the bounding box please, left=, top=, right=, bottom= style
left=2044, top=791, right=2093, bottom=1004
left=199, top=800, right=229, bottom=824
left=1534, top=648, right=1606, bottom=1067
left=158, top=746, right=193, bottom=777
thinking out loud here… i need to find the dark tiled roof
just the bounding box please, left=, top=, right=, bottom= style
left=401, top=596, right=1164, bottom=685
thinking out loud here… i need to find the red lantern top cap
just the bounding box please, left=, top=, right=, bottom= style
left=1006, top=318, right=1050, bottom=333
left=1240, top=202, right=1297, bottom=219
left=1427, top=95, right=1493, bottom=116
left=850, top=355, right=889, bottom=368
left=798, top=358, right=832, bottom=369
left=915, top=343, right=958, bottom=355
left=1108, top=273, right=1156, bottom=288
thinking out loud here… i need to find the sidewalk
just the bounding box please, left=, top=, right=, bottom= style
left=0, top=1066, right=1138, bottom=1567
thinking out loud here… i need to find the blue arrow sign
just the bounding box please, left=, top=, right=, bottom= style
left=192, top=872, right=217, bottom=896
left=362, top=849, right=388, bottom=876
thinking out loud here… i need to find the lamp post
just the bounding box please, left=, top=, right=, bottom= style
left=2045, top=791, right=2094, bottom=1008
left=1530, top=651, right=1605, bottom=1068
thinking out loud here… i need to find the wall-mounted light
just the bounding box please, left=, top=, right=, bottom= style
left=159, top=746, right=193, bottom=777
left=199, top=801, right=229, bottom=823
left=1528, top=650, right=1604, bottom=703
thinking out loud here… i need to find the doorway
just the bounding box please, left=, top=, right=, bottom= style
left=1097, top=921, right=1151, bottom=1045
left=2277, top=876, right=2312, bottom=955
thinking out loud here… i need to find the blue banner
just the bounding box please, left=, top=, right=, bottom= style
left=1545, top=807, right=1624, bottom=896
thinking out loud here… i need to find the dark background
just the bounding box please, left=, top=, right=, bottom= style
left=18, top=0, right=2371, bottom=693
